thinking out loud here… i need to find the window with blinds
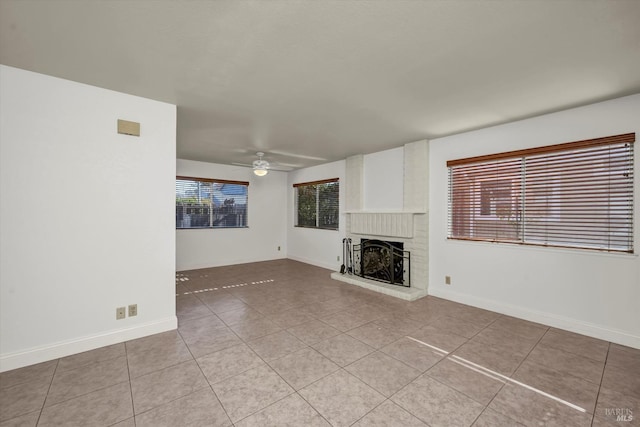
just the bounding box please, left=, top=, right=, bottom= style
left=176, top=176, right=248, bottom=229
left=294, top=178, right=339, bottom=230
left=447, top=133, right=635, bottom=253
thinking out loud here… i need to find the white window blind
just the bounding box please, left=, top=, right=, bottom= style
left=294, top=178, right=339, bottom=230
left=448, top=133, right=635, bottom=253
left=176, top=176, right=248, bottom=229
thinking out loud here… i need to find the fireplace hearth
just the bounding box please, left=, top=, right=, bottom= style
left=353, top=239, right=410, bottom=287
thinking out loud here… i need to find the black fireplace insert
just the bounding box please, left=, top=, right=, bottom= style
left=352, top=239, right=410, bottom=287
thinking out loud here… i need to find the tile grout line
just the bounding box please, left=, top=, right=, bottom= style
left=427, top=313, right=504, bottom=426
left=34, top=358, right=60, bottom=426
left=231, top=289, right=390, bottom=424
left=347, top=324, right=471, bottom=425
left=123, top=340, right=136, bottom=426
left=172, top=324, right=236, bottom=426
left=466, top=324, right=552, bottom=425
left=389, top=316, right=554, bottom=426
left=348, top=397, right=392, bottom=426
left=37, top=356, right=131, bottom=413
left=293, top=388, right=334, bottom=426
left=185, top=305, right=314, bottom=426
left=535, top=329, right=611, bottom=364
left=238, top=324, right=328, bottom=425
left=400, top=333, right=487, bottom=424
left=590, top=341, right=611, bottom=427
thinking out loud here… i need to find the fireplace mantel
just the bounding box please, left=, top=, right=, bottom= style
left=346, top=211, right=425, bottom=239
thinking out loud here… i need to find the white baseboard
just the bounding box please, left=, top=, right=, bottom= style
left=286, top=255, right=338, bottom=271
left=429, top=287, right=639, bottom=349
left=0, top=316, right=177, bottom=373
left=177, top=255, right=334, bottom=275
left=176, top=256, right=287, bottom=272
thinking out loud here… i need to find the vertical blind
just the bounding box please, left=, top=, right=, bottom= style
left=294, top=178, right=339, bottom=230
left=176, top=176, right=249, bottom=229
left=447, top=133, right=635, bottom=253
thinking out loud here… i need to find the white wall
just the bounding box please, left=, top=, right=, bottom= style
left=363, top=147, right=404, bottom=211
left=176, top=159, right=287, bottom=271
left=287, top=160, right=346, bottom=270
left=429, top=94, right=640, bottom=348
left=0, top=66, right=177, bottom=371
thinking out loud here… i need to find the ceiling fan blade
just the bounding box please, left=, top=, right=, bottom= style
left=269, top=166, right=294, bottom=172
left=232, top=152, right=296, bottom=172
left=267, top=150, right=327, bottom=161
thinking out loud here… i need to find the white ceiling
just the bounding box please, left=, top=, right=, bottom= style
left=2, top=0, right=640, bottom=170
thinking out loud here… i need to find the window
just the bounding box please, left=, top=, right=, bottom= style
left=480, top=180, right=515, bottom=217
left=294, top=178, right=339, bottom=230
left=448, top=133, right=635, bottom=253
left=176, top=176, right=248, bottom=229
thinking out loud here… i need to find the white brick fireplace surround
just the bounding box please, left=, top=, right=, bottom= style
left=331, top=140, right=429, bottom=300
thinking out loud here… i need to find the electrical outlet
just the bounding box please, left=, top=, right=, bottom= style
left=277, top=246, right=281, bottom=251
left=128, top=304, right=138, bottom=317
left=116, top=307, right=126, bottom=320
left=445, top=276, right=451, bottom=285
left=337, top=255, right=340, bottom=261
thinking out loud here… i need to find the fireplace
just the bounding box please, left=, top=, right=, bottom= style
left=331, top=142, right=428, bottom=301
left=353, top=239, right=410, bottom=287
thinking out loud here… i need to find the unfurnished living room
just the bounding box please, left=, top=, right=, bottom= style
left=1, top=1, right=639, bottom=426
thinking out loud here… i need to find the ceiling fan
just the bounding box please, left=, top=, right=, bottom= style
left=252, top=152, right=270, bottom=176
left=232, top=152, right=295, bottom=176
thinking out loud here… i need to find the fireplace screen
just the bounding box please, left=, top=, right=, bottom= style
left=353, top=239, right=410, bottom=287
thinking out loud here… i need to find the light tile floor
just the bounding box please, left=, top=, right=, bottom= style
left=1, top=259, right=638, bottom=426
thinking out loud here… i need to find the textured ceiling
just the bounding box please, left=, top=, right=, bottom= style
left=2, top=0, right=640, bottom=170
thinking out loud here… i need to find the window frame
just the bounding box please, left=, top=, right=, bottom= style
left=176, top=176, right=249, bottom=230
left=293, top=178, right=340, bottom=230
left=447, top=133, right=635, bottom=253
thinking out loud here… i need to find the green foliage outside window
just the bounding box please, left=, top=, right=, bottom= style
left=295, top=180, right=339, bottom=230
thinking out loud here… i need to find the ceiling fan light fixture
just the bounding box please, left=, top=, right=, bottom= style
left=252, top=152, right=270, bottom=177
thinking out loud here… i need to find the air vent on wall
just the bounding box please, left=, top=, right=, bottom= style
left=117, top=119, right=140, bottom=136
